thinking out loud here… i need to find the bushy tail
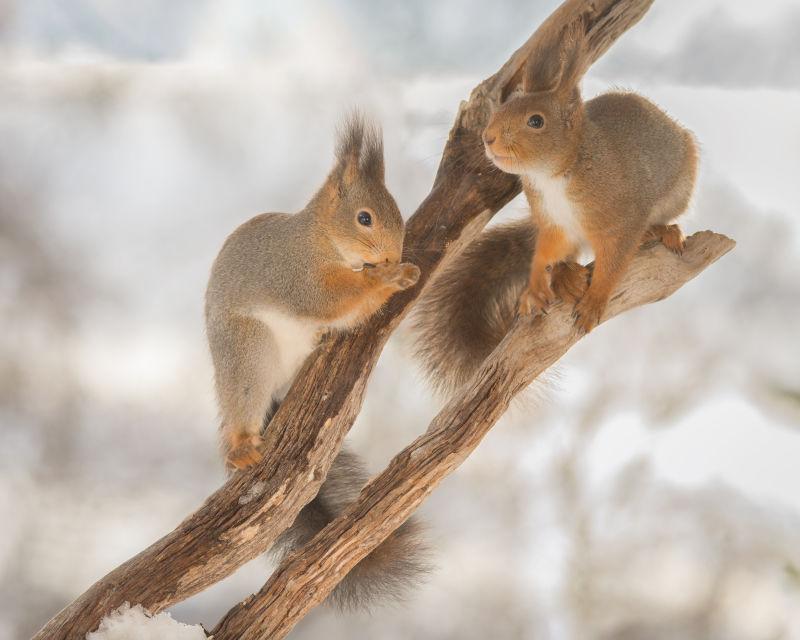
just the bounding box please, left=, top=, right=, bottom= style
left=412, top=219, right=536, bottom=397
left=274, top=447, right=429, bottom=611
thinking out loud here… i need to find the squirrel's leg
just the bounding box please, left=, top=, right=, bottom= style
left=210, top=314, right=278, bottom=470
left=318, top=262, right=420, bottom=327
left=573, top=226, right=642, bottom=334
left=642, top=223, right=685, bottom=255
left=519, top=223, right=576, bottom=316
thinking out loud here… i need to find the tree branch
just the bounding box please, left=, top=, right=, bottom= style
left=34, top=1, right=657, bottom=638
left=211, top=231, right=735, bottom=639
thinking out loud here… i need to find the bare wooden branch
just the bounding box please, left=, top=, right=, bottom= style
left=34, top=2, right=657, bottom=638
left=210, top=231, right=735, bottom=639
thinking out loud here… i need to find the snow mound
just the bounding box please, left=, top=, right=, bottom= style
left=86, top=603, right=207, bottom=640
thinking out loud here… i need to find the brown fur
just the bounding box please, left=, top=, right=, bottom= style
left=412, top=220, right=537, bottom=397
left=482, top=22, right=698, bottom=333
left=414, top=26, right=698, bottom=393
left=317, top=260, right=420, bottom=325
left=205, top=114, right=425, bottom=607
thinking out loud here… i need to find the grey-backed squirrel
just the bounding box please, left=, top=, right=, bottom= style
left=205, top=115, right=426, bottom=609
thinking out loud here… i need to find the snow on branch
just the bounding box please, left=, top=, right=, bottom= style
left=85, top=604, right=207, bottom=640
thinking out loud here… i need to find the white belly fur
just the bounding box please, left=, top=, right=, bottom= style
left=524, top=168, right=586, bottom=248
left=250, top=306, right=321, bottom=398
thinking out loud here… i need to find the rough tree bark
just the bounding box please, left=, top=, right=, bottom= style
left=212, top=231, right=734, bottom=639
left=32, top=1, right=706, bottom=638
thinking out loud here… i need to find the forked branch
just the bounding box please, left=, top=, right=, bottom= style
left=211, top=231, right=735, bottom=639
left=34, top=2, right=660, bottom=638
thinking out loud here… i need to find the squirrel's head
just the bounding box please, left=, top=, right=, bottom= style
left=314, top=115, right=405, bottom=269
left=482, top=21, right=587, bottom=175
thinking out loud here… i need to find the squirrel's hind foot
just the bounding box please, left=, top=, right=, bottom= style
left=551, top=261, right=590, bottom=303
left=642, top=224, right=685, bottom=255
left=225, top=432, right=265, bottom=470
left=519, top=261, right=589, bottom=317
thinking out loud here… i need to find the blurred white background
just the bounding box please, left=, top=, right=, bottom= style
left=1, top=1, right=799, bottom=638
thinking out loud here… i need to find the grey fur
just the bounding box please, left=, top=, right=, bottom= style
left=205, top=114, right=406, bottom=449
left=205, top=113, right=427, bottom=610
left=274, top=446, right=430, bottom=611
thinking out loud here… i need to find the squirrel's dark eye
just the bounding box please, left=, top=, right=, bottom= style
left=357, top=210, right=373, bottom=227
left=527, top=114, right=544, bottom=129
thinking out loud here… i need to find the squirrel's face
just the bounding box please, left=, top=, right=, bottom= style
left=482, top=91, right=580, bottom=175
left=328, top=178, right=405, bottom=269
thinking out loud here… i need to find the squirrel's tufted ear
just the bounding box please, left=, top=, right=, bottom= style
left=523, top=18, right=588, bottom=96
left=523, top=48, right=563, bottom=94
left=318, top=113, right=385, bottom=207
left=360, top=124, right=385, bottom=183
left=333, top=113, right=365, bottom=189
left=327, top=113, right=385, bottom=192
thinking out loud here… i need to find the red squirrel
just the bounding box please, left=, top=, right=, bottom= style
left=205, top=115, right=425, bottom=609
left=414, top=23, right=697, bottom=394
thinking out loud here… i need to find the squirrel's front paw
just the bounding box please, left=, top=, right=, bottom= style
left=225, top=433, right=265, bottom=470
left=394, top=263, right=421, bottom=290
left=373, top=262, right=420, bottom=290
left=572, top=294, right=606, bottom=335
left=518, top=280, right=555, bottom=316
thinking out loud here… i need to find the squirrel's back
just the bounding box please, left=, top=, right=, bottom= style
left=206, top=212, right=318, bottom=320
left=584, top=92, right=698, bottom=210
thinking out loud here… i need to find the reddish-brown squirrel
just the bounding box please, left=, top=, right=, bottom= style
left=205, top=115, right=426, bottom=609
left=414, top=23, right=698, bottom=395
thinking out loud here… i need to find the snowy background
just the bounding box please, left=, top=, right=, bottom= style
left=1, top=1, right=799, bottom=638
